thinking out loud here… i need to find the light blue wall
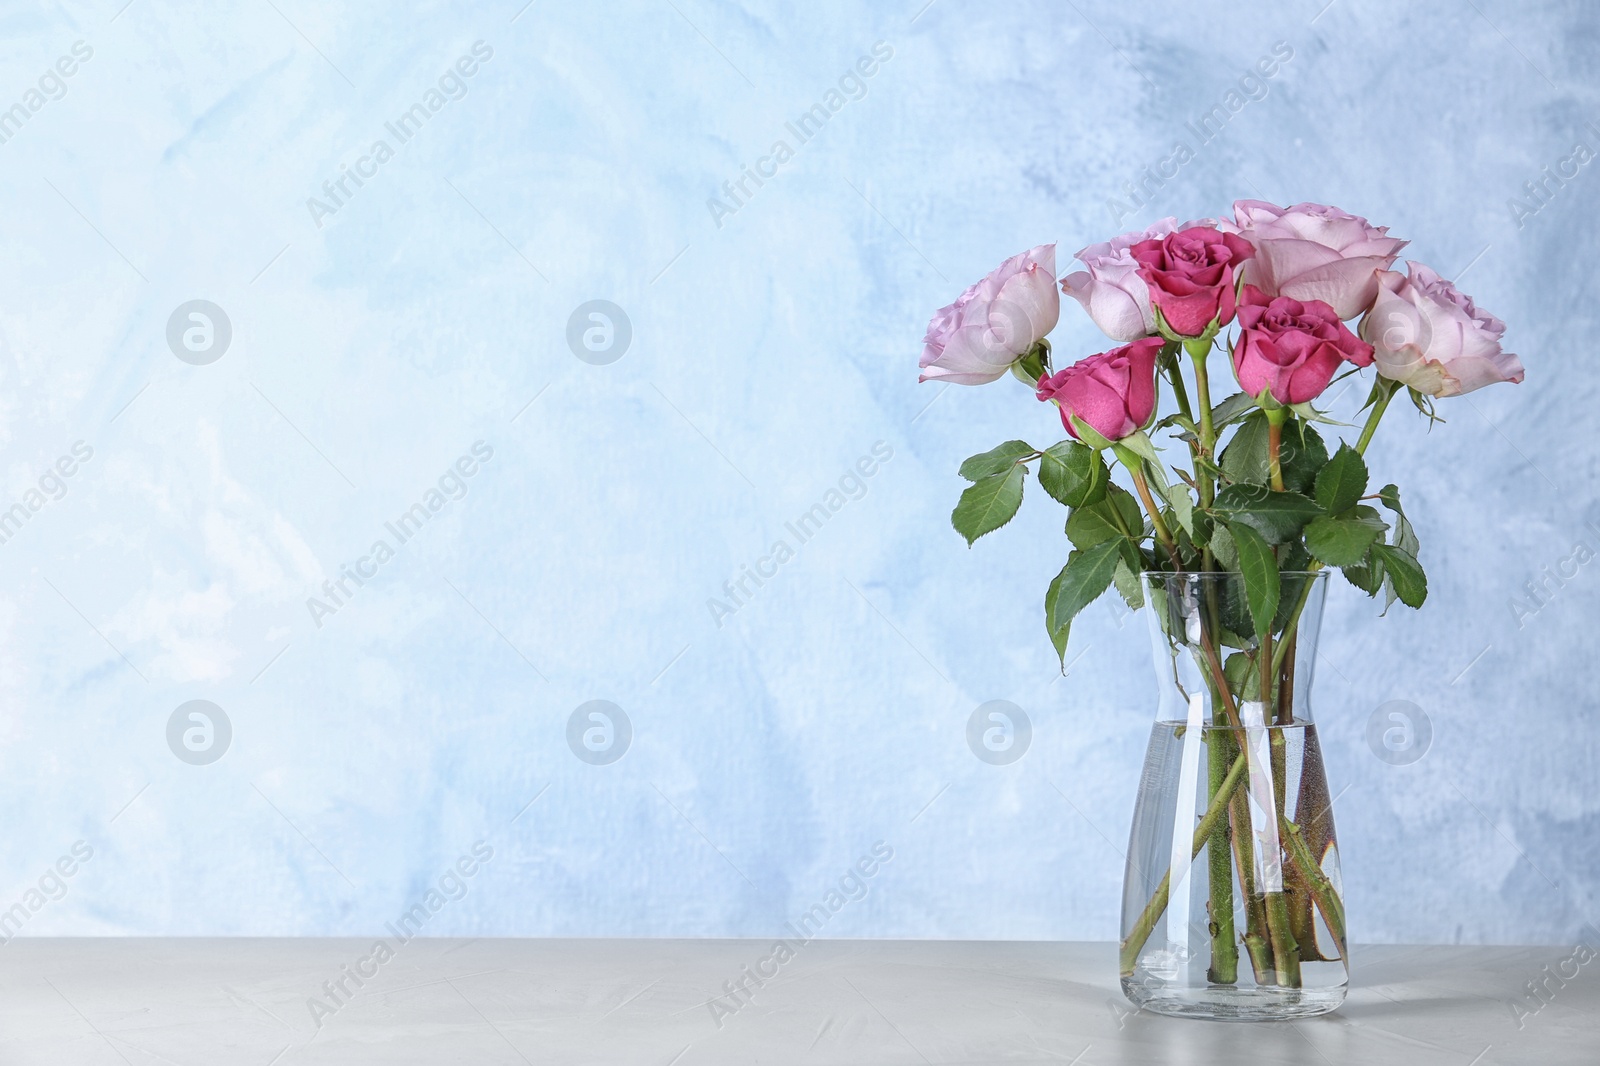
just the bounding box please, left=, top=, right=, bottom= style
left=0, top=0, right=1592, bottom=945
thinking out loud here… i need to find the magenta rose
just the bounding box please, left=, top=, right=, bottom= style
left=1359, top=263, right=1525, bottom=397
left=1061, top=218, right=1180, bottom=342
left=920, top=245, right=1060, bottom=385
left=1229, top=200, right=1406, bottom=320
left=1035, top=337, right=1163, bottom=442
left=1232, top=285, right=1374, bottom=405
left=1130, top=227, right=1255, bottom=338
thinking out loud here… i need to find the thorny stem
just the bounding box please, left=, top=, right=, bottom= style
left=1127, top=462, right=1180, bottom=569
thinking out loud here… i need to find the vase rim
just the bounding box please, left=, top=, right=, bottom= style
left=1139, top=570, right=1329, bottom=580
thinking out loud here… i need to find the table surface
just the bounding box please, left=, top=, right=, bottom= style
left=0, top=939, right=1591, bottom=1064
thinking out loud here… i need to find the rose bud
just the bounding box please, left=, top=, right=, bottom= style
left=1360, top=263, right=1525, bottom=396
left=1229, top=200, right=1406, bottom=320
left=1232, top=285, right=1374, bottom=405
left=919, top=245, right=1060, bottom=385
left=1035, top=337, right=1163, bottom=443
left=1130, top=227, right=1256, bottom=338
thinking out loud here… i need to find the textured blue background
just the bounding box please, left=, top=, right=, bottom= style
left=0, top=0, right=1592, bottom=945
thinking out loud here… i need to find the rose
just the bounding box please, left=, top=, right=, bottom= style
left=1232, top=285, right=1374, bottom=405
left=919, top=245, right=1060, bottom=385
left=1228, top=200, right=1406, bottom=320
left=1129, top=227, right=1255, bottom=338
left=1360, top=263, right=1524, bottom=396
left=1035, top=337, right=1163, bottom=442
left=1060, top=218, right=1181, bottom=341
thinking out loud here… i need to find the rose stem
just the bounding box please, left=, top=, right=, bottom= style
left=1268, top=379, right=1397, bottom=679
left=1265, top=407, right=1288, bottom=491
left=1205, top=725, right=1239, bottom=984
left=1280, top=814, right=1347, bottom=957
left=1126, top=463, right=1179, bottom=568
left=1230, top=770, right=1274, bottom=982
left=1354, top=381, right=1396, bottom=453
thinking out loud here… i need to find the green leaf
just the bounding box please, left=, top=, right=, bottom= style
left=1044, top=568, right=1071, bottom=667
left=1112, top=552, right=1145, bottom=611
left=1212, top=483, right=1324, bottom=543
left=1341, top=549, right=1385, bottom=596
left=1038, top=440, right=1106, bottom=508
left=1314, top=443, right=1369, bottom=514
left=1223, top=651, right=1263, bottom=702
left=1227, top=520, right=1280, bottom=638
left=1047, top=537, right=1127, bottom=635
left=1279, top=421, right=1329, bottom=495
left=1220, top=410, right=1272, bottom=486
left=1169, top=490, right=1195, bottom=539
left=1376, top=484, right=1419, bottom=557
left=959, top=440, right=1034, bottom=481
left=952, top=465, right=1026, bottom=546
left=1304, top=510, right=1386, bottom=568
left=1209, top=521, right=1239, bottom=569
left=1210, top=392, right=1258, bottom=430
left=1066, top=485, right=1143, bottom=549
left=1372, top=544, right=1427, bottom=608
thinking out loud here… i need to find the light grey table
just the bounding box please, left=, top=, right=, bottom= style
left=0, top=940, right=1591, bottom=1064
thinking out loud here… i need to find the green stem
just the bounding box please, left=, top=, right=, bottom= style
left=1263, top=889, right=1302, bottom=987
left=1189, top=343, right=1217, bottom=510
left=1125, top=461, right=1178, bottom=563
left=1281, top=816, right=1347, bottom=959
left=1230, top=773, right=1274, bottom=983
left=1205, top=727, right=1239, bottom=984
left=1265, top=408, right=1287, bottom=492
left=1355, top=383, right=1395, bottom=454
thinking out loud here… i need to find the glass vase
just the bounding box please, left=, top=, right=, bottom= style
left=1120, top=570, right=1346, bottom=1020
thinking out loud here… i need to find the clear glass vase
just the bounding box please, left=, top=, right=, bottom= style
left=1120, top=570, right=1346, bottom=1020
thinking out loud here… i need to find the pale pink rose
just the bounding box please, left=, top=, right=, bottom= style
left=1061, top=219, right=1179, bottom=342
left=1359, top=263, right=1525, bottom=397
left=920, top=245, right=1060, bottom=385
left=1229, top=200, right=1407, bottom=320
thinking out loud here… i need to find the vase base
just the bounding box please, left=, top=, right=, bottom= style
left=1121, top=978, right=1346, bottom=1021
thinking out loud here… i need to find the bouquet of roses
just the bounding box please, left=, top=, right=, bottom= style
left=918, top=202, right=1524, bottom=1005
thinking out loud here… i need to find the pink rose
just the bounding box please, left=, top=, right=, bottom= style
left=1035, top=337, right=1163, bottom=442
left=1232, top=285, right=1374, bottom=405
left=1229, top=200, right=1406, bottom=320
left=1061, top=218, right=1179, bottom=341
left=920, top=245, right=1060, bottom=385
left=1359, top=263, right=1525, bottom=396
left=1130, top=227, right=1255, bottom=338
